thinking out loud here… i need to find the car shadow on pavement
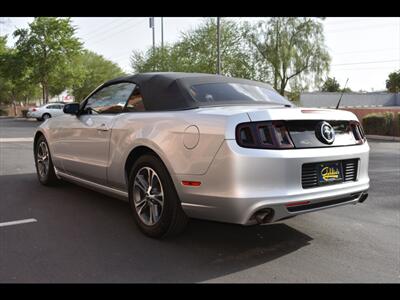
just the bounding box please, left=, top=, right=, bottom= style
left=0, top=173, right=313, bottom=283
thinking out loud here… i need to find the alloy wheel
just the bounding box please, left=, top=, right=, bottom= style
left=36, top=141, right=50, bottom=178
left=133, top=167, right=164, bottom=226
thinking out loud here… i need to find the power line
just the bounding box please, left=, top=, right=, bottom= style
left=331, top=59, right=399, bottom=66
left=330, top=66, right=397, bottom=71
left=77, top=18, right=125, bottom=40
left=84, top=18, right=141, bottom=43
left=82, top=18, right=142, bottom=45
left=332, top=48, right=399, bottom=55
left=325, top=23, right=399, bottom=34
left=84, top=19, right=148, bottom=64
left=87, top=18, right=146, bottom=46
left=325, top=17, right=398, bottom=26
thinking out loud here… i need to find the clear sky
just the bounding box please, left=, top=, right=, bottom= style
left=1, top=17, right=399, bottom=92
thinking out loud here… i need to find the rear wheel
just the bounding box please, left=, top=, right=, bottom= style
left=34, top=135, right=59, bottom=185
left=128, top=154, right=188, bottom=238
left=42, top=113, right=51, bottom=120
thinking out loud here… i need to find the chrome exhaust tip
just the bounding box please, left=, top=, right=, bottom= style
left=254, top=208, right=274, bottom=224
left=358, top=192, right=369, bottom=203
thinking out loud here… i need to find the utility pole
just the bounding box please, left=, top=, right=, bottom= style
left=149, top=17, right=155, bottom=54
left=161, top=17, right=164, bottom=69
left=161, top=17, right=164, bottom=50
left=216, top=17, right=221, bottom=75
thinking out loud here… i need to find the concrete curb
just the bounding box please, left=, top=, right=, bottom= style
left=366, top=135, right=400, bottom=142
left=0, top=116, right=25, bottom=120
left=0, top=116, right=38, bottom=121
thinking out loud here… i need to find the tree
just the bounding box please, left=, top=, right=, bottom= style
left=13, top=17, right=82, bottom=104
left=0, top=35, right=7, bottom=53
left=131, top=45, right=182, bottom=73
left=321, top=77, right=352, bottom=93
left=386, top=70, right=400, bottom=93
left=70, top=50, right=125, bottom=102
left=243, top=17, right=331, bottom=95
left=0, top=35, right=41, bottom=106
left=131, top=18, right=256, bottom=79
left=321, top=77, right=341, bottom=92
left=0, top=36, right=9, bottom=103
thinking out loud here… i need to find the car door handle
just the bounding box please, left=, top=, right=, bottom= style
left=97, top=123, right=109, bottom=131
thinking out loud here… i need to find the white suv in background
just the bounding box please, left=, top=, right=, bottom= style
left=27, top=103, right=66, bottom=121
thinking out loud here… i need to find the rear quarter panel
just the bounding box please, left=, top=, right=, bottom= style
left=106, top=110, right=249, bottom=191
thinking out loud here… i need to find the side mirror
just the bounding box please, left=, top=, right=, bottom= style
left=63, top=103, right=80, bottom=115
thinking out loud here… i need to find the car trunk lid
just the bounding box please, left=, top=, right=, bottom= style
left=246, top=107, right=359, bottom=122
left=245, top=107, right=364, bottom=148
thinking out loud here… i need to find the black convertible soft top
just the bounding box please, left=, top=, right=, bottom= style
left=101, top=72, right=279, bottom=111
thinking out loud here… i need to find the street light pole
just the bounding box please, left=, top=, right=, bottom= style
left=161, top=17, right=164, bottom=50
left=149, top=17, right=155, bottom=54
left=217, top=17, right=221, bottom=75
left=161, top=17, right=164, bottom=69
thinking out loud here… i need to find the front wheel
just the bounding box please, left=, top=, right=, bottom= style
left=34, top=135, right=59, bottom=185
left=128, top=154, right=188, bottom=238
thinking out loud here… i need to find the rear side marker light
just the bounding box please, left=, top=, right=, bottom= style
left=181, top=181, right=201, bottom=187
left=285, top=201, right=310, bottom=207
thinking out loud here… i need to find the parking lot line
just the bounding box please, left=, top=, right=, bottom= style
left=0, top=138, right=34, bottom=143
left=0, top=218, right=37, bottom=228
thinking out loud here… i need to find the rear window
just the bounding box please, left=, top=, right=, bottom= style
left=189, top=82, right=292, bottom=106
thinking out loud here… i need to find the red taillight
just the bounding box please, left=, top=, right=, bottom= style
left=285, top=201, right=310, bottom=207
left=181, top=180, right=201, bottom=187
left=32, top=108, right=37, bottom=111
left=349, top=121, right=366, bottom=144
left=236, top=121, right=294, bottom=149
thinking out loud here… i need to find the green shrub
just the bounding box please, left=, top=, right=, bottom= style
left=0, top=108, right=8, bottom=116
left=362, top=112, right=394, bottom=136
left=21, top=109, right=29, bottom=118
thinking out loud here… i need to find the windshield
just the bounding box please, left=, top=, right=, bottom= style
left=189, top=82, right=293, bottom=106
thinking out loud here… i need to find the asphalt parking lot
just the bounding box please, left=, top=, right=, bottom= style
left=0, top=117, right=399, bottom=283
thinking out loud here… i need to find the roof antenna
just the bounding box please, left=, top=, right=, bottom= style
left=335, top=78, right=349, bottom=109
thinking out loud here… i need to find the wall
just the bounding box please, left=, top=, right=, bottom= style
left=300, top=92, right=400, bottom=108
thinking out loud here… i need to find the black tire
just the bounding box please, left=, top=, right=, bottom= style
left=128, top=154, right=188, bottom=238
left=34, top=135, right=59, bottom=186
left=42, top=113, right=51, bottom=120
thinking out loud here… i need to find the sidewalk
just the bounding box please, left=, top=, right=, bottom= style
left=366, top=135, right=400, bottom=142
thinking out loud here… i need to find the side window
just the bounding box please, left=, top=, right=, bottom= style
left=47, top=104, right=62, bottom=109
left=125, top=86, right=145, bottom=112
left=84, top=82, right=136, bottom=114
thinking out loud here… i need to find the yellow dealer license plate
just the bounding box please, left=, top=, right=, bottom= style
left=318, top=162, right=343, bottom=185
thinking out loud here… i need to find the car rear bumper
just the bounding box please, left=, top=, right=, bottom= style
left=27, top=111, right=40, bottom=118
left=175, top=140, right=370, bottom=225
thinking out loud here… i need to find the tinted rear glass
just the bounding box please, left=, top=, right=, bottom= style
left=189, top=82, right=292, bottom=106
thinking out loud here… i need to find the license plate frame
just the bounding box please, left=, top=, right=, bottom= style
left=317, top=161, right=343, bottom=185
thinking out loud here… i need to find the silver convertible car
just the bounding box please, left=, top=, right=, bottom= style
left=33, top=72, right=370, bottom=238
